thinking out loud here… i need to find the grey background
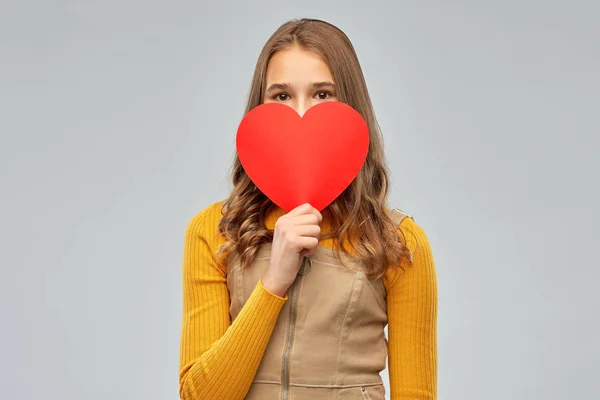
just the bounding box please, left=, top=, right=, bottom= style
left=1, top=1, right=598, bottom=399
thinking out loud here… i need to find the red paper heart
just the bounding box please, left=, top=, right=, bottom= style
left=236, top=102, right=369, bottom=212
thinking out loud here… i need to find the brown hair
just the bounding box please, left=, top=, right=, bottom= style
left=216, top=18, right=411, bottom=278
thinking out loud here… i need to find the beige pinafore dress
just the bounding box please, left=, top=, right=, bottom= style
left=226, top=208, right=410, bottom=399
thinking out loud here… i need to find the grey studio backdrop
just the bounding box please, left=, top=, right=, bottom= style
left=1, top=1, right=598, bottom=399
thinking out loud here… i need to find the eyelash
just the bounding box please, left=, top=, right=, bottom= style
left=272, top=91, right=335, bottom=101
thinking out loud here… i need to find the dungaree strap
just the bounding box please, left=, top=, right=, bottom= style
left=386, top=207, right=413, bottom=227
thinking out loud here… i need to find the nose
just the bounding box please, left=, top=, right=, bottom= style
left=294, top=98, right=313, bottom=118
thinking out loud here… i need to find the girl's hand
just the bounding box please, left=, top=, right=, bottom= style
left=261, top=203, right=322, bottom=297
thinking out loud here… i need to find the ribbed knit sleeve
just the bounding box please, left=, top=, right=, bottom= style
left=384, top=217, right=438, bottom=400
left=179, top=202, right=288, bottom=400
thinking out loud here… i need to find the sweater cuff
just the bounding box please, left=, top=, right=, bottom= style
left=257, top=278, right=289, bottom=302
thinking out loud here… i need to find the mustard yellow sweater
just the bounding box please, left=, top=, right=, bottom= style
left=179, top=201, right=438, bottom=399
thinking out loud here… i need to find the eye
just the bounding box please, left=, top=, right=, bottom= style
left=316, top=91, right=334, bottom=100
left=273, top=93, right=290, bottom=101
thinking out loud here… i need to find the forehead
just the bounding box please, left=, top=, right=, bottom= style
left=265, top=46, right=334, bottom=85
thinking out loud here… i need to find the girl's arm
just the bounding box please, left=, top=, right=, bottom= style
left=385, top=217, right=438, bottom=399
left=179, top=202, right=288, bottom=399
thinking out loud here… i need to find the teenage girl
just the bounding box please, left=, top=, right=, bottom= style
left=179, top=18, right=438, bottom=400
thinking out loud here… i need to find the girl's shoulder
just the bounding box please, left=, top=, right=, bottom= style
left=384, top=207, right=435, bottom=289
left=187, top=200, right=225, bottom=227
left=386, top=207, right=430, bottom=248
left=185, top=200, right=227, bottom=248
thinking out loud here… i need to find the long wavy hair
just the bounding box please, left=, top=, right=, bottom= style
left=216, top=18, right=411, bottom=279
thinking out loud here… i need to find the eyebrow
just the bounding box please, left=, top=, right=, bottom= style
left=265, top=81, right=336, bottom=94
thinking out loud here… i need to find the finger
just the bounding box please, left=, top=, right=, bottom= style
left=312, top=207, right=323, bottom=222
left=295, top=236, right=319, bottom=252
left=290, top=214, right=321, bottom=226
left=286, top=203, right=313, bottom=217
left=294, top=224, right=321, bottom=238
left=301, top=246, right=317, bottom=257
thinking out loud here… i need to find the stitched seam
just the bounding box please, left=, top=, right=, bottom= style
left=333, top=273, right=361, bottom=389
left=356, top=270, right=386, bottom=311
left=291, top=382, right=383, bottom=388
left=260, top=243, right=363, bottom=269
left=252, top=380, right=281, bottom=385
left=256, top=255, right=358, bottom=269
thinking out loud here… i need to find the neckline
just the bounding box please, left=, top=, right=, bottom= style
left=255, top=241, right=362, bottom=268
